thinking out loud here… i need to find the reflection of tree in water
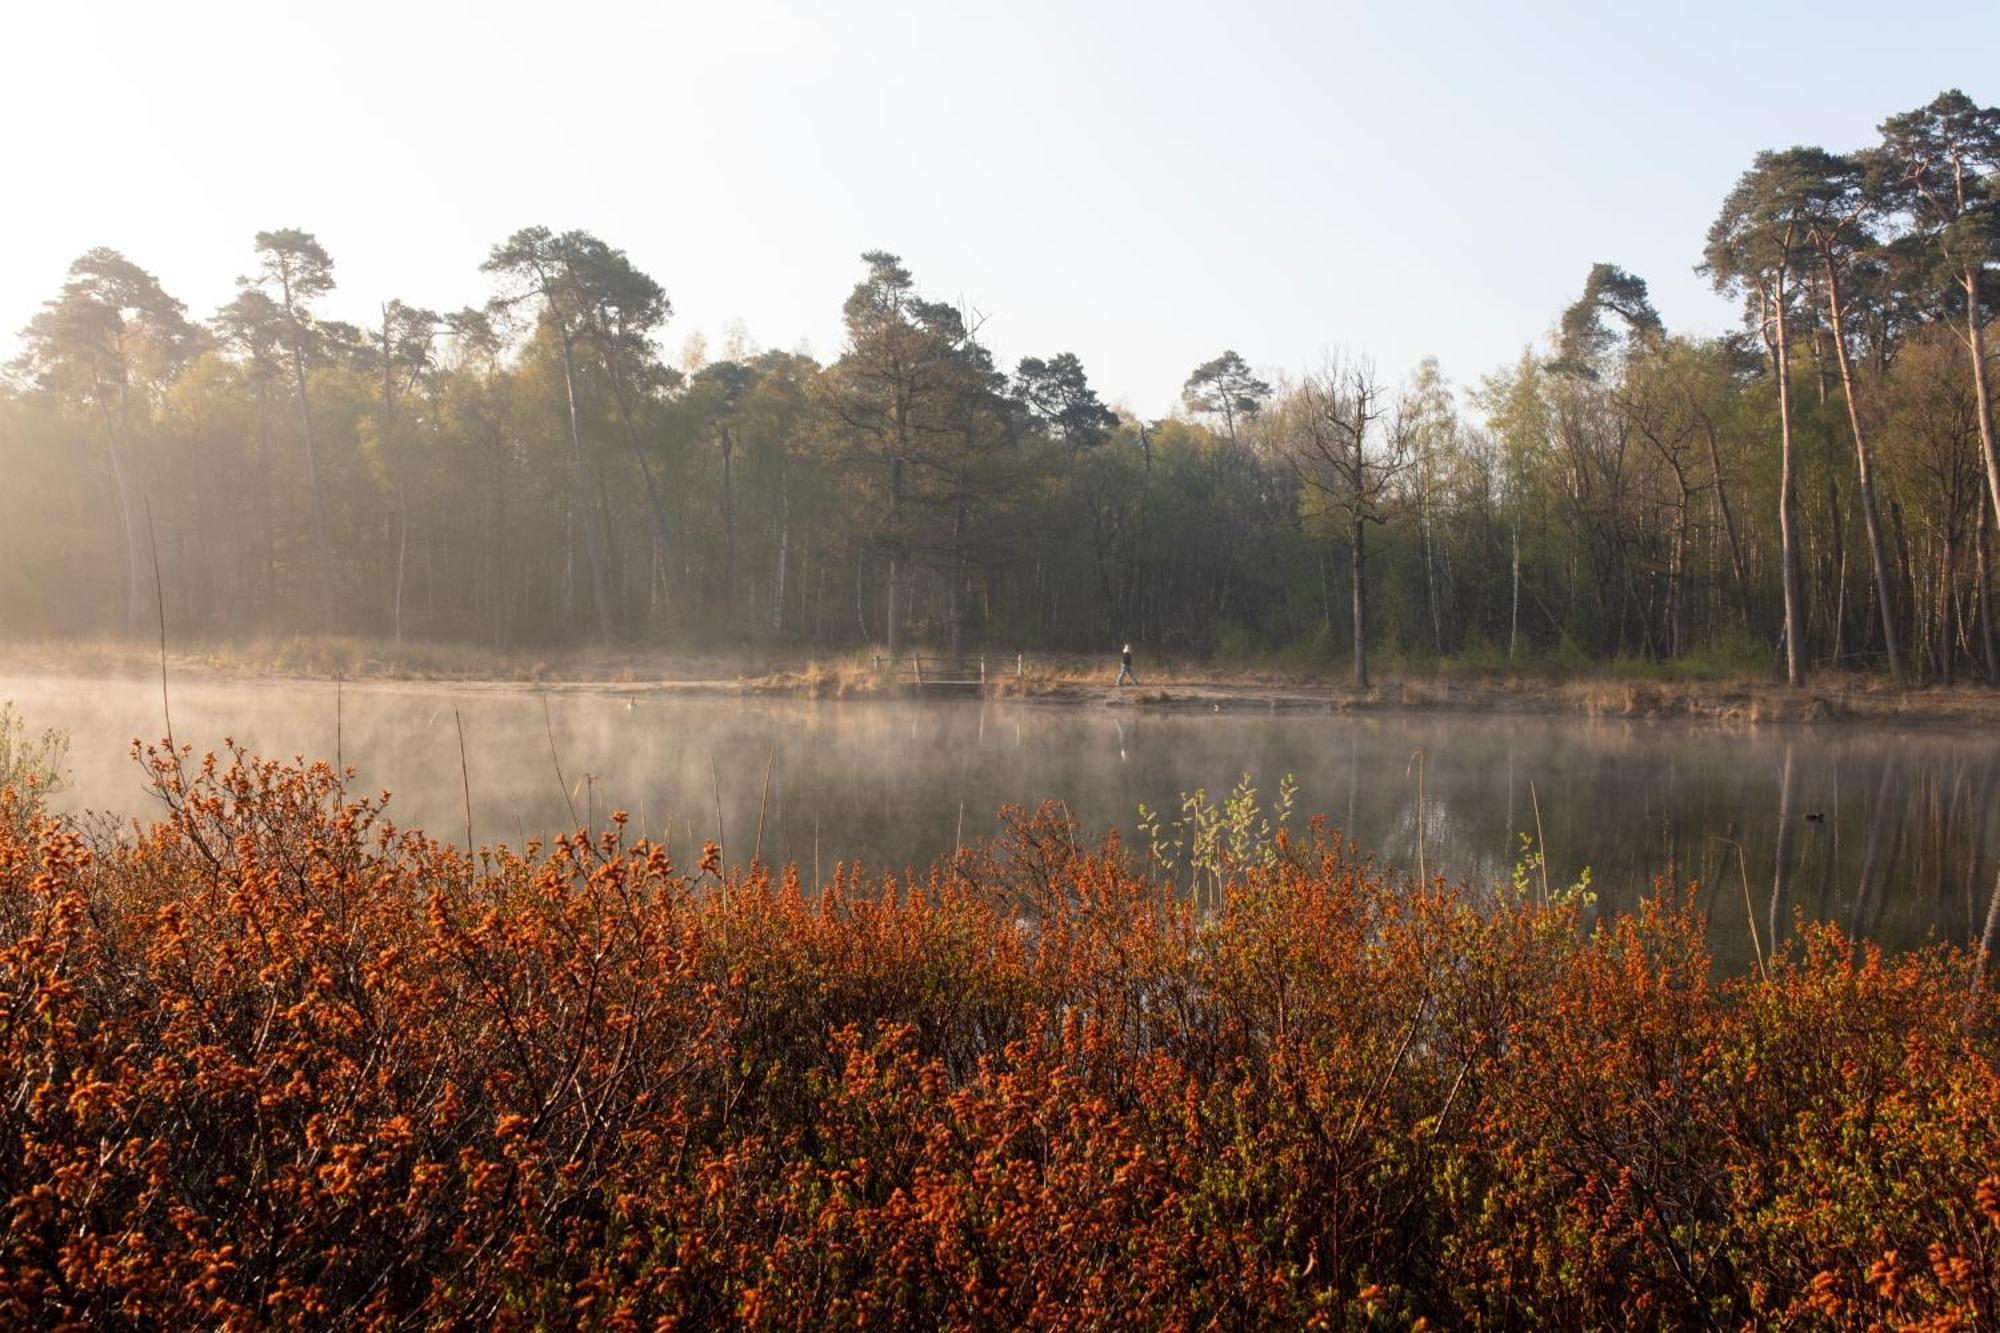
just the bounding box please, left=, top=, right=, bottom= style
left=1850, top=761, right=1903, bottom=942
left=1772, top=745, right=1796, bottom=952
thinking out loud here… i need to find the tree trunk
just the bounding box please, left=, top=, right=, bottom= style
left=856, top=553, right=871, bottom=643
left=1420, top=467, right=1443, bottom=654
left=1702, top=417, right=1752, bottom=631
left=1892, top=500, right=1915, bottom=676
left=590, top=454, right=623, bottom=614
left=884, top=455, right=905, bottom=659
left=1823, top=261, right=1903, bottom=679
left=1318, top=552, right=1333, bottom=633
left=381, top=305, right=398, bottom=642
left=948, top=492, right=967, bottom=659
left=1773, top=278, right=1808, bottom=687
left=1826, top=473, right=1846, bottom=664
left=1940, top=524, right=1958, bottom=686
left=720, top=427, right=736, bottom=621
left=627, top=439, right=673, bottom=626
left=1977, top=492, right=1997, bottom=683
left=289, top=340, right=337, bottom=636
left=1350, top=512, right=1368, bottom=690
left=1669, top=478, right=1690, bottom=658
left=96, top=400, right=143, bottom=638
left=772, top=458, right=789, bottom=635
left=254, top=383, right=277, bottom=618
left=1509, top=519, right=1521, bottom=661
left=558, top=329, right=614, bottom=646
left=393, top=486, right=408, bottom=648
left=813, top=561, right=826, bottom=645
left=490, top=437, right=509, bottom=652
left=1966, top=268, right=2000, bottom=544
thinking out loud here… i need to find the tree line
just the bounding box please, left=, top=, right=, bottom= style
left=2, top=90, right=1996, bottom=687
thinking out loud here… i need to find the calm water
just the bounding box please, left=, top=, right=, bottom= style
left=5, top=673, right=1997, bottom=969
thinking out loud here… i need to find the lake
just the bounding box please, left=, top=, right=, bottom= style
left=4, top=672, right=1995, bottom=970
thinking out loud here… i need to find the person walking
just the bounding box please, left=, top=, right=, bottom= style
left=1115, top=642, right=1138, bottom=687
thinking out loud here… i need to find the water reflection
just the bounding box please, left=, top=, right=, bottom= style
left=5, top=671, right=1996, bottom=970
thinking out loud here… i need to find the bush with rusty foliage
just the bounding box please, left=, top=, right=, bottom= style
left=0, top=745, right=1997, bottom=1329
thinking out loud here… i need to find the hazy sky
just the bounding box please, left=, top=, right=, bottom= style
left=5, top=0, right=1994, bottom=415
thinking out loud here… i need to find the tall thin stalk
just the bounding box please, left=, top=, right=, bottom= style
left=454, top=708, right=473, bottom=856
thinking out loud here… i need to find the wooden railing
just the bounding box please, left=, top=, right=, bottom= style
left=872, top=654, right=998, bottom=690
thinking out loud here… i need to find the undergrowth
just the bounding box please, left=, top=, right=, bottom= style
left=0, top=745, right=1995, bottom=1328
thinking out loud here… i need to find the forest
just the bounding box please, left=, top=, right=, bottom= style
left=3, top=90, right=1998, bottom=689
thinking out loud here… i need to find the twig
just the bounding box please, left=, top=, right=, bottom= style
left=1408, top=749, right=1426, bottom=886
left=139, top=497, right=222, bottom=877
left=454, top=708, right=473, bottom=856
left=1709, top=836, right=1767, bottom=983
left=541, top=693, right=582, bottom=833
left=144, top=500, right=173, bottom=754
left=1982, top=865, right=2000, bottom=987
left=1344, top=994, right=1429, bottom=1153
left=710, top=754, right=725, bottom=856
left=1736, top=840, right=1767, bottom=983
left=1970, top=866, right=1999, bottom=1012
left=753, top=746, right=775, bottom=866
left=1529, top=778, right=1550, bottom=907
left=334, top=671, right=344, bottom=777
left=709, top=755, right=731, bottom=951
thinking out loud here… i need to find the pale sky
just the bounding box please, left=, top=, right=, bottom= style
left=5, top=0, right=1994, bottom=415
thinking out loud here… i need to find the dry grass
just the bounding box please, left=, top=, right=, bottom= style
left=742, top=653, right=890, bottom=699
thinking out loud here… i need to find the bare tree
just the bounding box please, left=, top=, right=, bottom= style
left=1282, top=355, right=1414, bottom=688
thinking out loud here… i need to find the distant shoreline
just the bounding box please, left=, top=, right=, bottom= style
left=3, top=638, right=1997, bottom=730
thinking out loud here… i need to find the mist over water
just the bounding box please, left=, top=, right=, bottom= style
left=5, top=671, right=1996, bottom=970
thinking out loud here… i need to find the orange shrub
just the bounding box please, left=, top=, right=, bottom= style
left=0, top=748, right=1995, bottom=1328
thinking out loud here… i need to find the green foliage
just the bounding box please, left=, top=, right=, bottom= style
left=1605, top=627, right=1776, bottom=681
left=1139, top=772, right=1298, bottom=898
left=1016, top=352, right=1117, bottom=456
left=3, top=89, right=1999, bottom=683
left=0, top=703, right=67, bottom=824
left=1210, top=620, right=1257, bottom=663
left=1554, top=262, right=1664, bottom=374
left=1509, top=830, right=1596, bottom=912
left=1181, top=349, right=1271, bottom=443
left=1272, top=621, right=1342, bottom=667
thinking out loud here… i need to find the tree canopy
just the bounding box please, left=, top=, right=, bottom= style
left=3, top=90, right=1999, bottom=687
